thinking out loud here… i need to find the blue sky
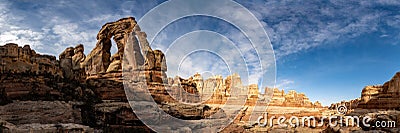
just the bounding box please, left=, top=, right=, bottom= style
left=1, top=0, right=400, bottom=105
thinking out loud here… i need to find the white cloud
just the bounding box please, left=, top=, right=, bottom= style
left=275, top=79, right=294, bottom=90
left=239, top=0, right=400, bottom=58
left=0, top=2, right=45, bottom=49
left=140, top=0, right=277, bottom=89
left=48, top=22, right=97, bottom=55
left=0, top=30, right=45, bottom=48
left=0, top=1, right=143, bottom=57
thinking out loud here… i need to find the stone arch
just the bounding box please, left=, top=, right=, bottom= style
left=82, top=17, right=138, bottom=76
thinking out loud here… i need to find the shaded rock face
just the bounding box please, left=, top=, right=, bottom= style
left=93, top=102, right=152, bottom=132
left=0, top=43, right=60, bottom=75
left=0, top=101, right=93, bottom=132
left=358, top=72, right=400, bottom=109
left=2, top=123, right=94, bottom=133
left=59, top=47, right=74, bottom=80
left=58, top=44, right=86, bottom=81
left=0, top=101, right=82, bottom=125
left=0, top=44, right=94, bottom=103
left=72, top=44, right=86, bottom=78
left=59, top=46, right=85, bottom=80
left=163, top=76, right=200, bottom=103
left=0, top=72, right=62, bottom=101
left=0, top=44, right=66, bottom=103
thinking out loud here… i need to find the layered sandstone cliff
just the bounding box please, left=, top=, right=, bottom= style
left=0, top=44, right=80, bottom=103
left=0, top=43, right=60, bottom=75
left=358, top=72, right=400, bottom=109
left=328, top=72, right=400, bottom=112
left=264, top=87, right=322, bottom=108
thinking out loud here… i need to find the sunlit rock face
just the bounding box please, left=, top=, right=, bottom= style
left=263, top=87, right=322, bottom=108
left=358, top=72, right=400, bottom=109
left=330, top=72, right=400, bottom=110
left=82, top=17, right=137, bottom=76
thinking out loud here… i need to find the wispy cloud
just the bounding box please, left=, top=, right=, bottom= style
left=0, top=1, right=45, bottom=49
left=143, top=1, right=276, bottom=88
left=0, top=1, right=142, bottom=56
left=239, top=0, right=400, bottom=58
left=2, top=0, right=399, bottom=57
left=275, top=79, right=294, bottom=90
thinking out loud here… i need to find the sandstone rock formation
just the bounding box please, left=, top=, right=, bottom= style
left=358, top=72, right=400, bottom=109
left=83, top=17, right=137, bottom=76
left=360, top=85, right=381, bottom=104
left=59, top=44, right=86, bottom=81
left=265, top=87, right=322, bottom=108
left=324, top=72, right=400, bottom=132
left=185, top=72, right=325, bottom=128
left=190, top=73, right=249, bottom=105
left=248, top=84, right=259, bottom=98
left=0, top=43, right=60, bottom=75
left=166, top=76, right=200, bottom=103
left=224, top=73, right=243, bottom=97
left=59, top=47, right=75, bottom=80
left=268, top=88, right=285, bottom=105
left=189, top=72, right=321, bottom=108
left=72, top=44, right=86, bottom=79
left=202, top=75, right=227, bottom=104
left=0, top=44, right=65, bottom=102
left=328, top=72, right=400, bottom=113
left=0, top=17, right=155, bottom=132
left=329, top=98, right=360, bottom=111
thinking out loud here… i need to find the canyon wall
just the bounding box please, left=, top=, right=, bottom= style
left=329, top=72, right=400, bottom=110
left=0, top=43, right=60, bottom=75
left=265, top=87, right=322, bottom=108
left=188, top=73, right=321, bottom=108
left=357, top=72, right=400, bottom=109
